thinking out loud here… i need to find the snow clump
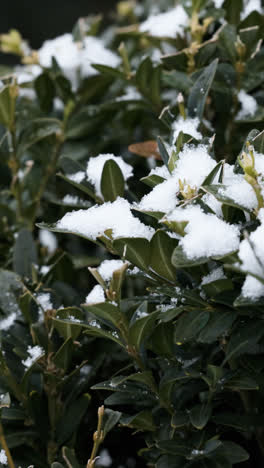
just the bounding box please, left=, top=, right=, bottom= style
left=98, top=260, right=127, bottom=282
left=85, top=285, right=106, bottom=305
left=139, top=5, right=189, bottom=38
left=56, top=198, right=154, bottom=240
left=86, top=154, right=133, bottom=197
left=22, top=345, right=44, bottom=368
left=165, top=205, right=240, bottom=260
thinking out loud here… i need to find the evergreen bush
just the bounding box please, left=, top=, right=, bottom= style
left=0, top=1, right=264, bottom=467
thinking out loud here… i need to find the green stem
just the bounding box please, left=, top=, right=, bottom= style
left=30, top=133, right=64, bottom=227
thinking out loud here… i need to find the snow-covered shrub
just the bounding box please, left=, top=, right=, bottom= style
left=0, top=1, right=264, bottom=467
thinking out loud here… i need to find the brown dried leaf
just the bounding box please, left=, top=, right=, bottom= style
left=128, top=141, right=161, bottom=160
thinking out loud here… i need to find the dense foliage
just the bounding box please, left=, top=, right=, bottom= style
left=0, top=1, right=264, bottom=467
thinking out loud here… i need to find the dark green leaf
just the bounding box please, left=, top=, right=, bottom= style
left=150, top=230, right=177, bottom=282
left=188, top=59, right=218, bottom=120
left=13, top=229, right=38, bottom=279
left=113, top=237, right=150, bottom=271
left=57, top=394, right=91, bottom=445
left=100, top=159, right=125, bottom=202
left=189, top=403, right=212, bottom=430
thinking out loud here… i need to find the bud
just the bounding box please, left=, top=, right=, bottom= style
left=0, top=29, right=24, bottom=56
left=179, top=179, right=197, bottom=200
left=235, top=36, right=246, bottom=60
left=117, top=1, right=135, bottom=18
left=177, top=93, right=186, bottom=120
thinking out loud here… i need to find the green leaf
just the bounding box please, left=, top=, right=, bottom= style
left=200, top=160, right=224, bottom=188
left=121, top=410, right=156, bottom=431
left=129, top=309, right=159, bottom=349
left=198, top=311, right=236, bottom=344
left=17, top=118, right=62, bottom=157
left=0, top=85, right=16, bottom=129
left=0, top=269, right=22, bottom=316
left=100, top=159, right=125, bottom=202
left=13, top=229, right=38, bottom=279
left=224, top=374, right=259, bottom=391
left=82, top=302, right=122, bottom=328
left=57, top=172, right=97, bottom=202
left=149, top=230, right=177, bottom=282
left=224, top=0, right=243, bottom=24
left=53, top=308, right=84, bottom=340
left=53, top=337, right=74, bottom=371
left=174, top=310, right=210, bottom=344
left=34, top=72, right=55, bottom=113
left=4, top=430, right=38, bottom=448
left=217, top=441, right=249, bottom=464
left=102, top=408, right=122, bottom=436
left=189, top=403, right=212, bottom=430
left=52, top=463, right=65, bottom=468
left=252, top=129, right=264, bottom=153
left=172, top=245, right=208, bottom=268
left=188, top=59, right=218, bottom=120
left=218, top=24, right=237, bottom=63
left=57, top=393, right=91, bottom=445
left=157, top=136, right=170, bottom=167
left=171, top=411, right=189, bottom=428
left=83, top=326, right=124, bottom=347
left=202, top=184, right=251, bottom=212
left=92, top=63, right=126, bottom=79
left=62, top=447, right=81, bottom=468
left=113, top=237, right=150, bottom=271
left=140, top=173, right=166, bottom=188
left=157, top=440, right=190, bottom=457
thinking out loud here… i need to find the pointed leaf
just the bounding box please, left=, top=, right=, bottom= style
left=188, top=59, right=218, bottom=120
left=100, top=159, right=125, bottom=202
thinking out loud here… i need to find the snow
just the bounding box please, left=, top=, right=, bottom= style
left=174, top=145, right=216, bottom=187
left=40, top=266, right=51, bottom=275
left=117, top=86, right=141, bottom=101
left=56, top=198, right=154, bottom=240
left=98, top=260, right=126, bottom=282
left=15, top=65, right=42, bottom=84
left=68, top=315, right=81, bottom=323
left=38, top=34, right=120, bottom=87
left=237, top=90, right=257, bottom=119
left=97, top=449, right=112, bottom=467
left=139, top=5, right=189, bottom=38
left=0, top=450, right=7, bottom=465
left=254, top=152, right=264, bottom=175
left=86, top=154, right=133, bottom=197
left=238, top=211, right=264, bottom=298
left=172, top=117, right=202, bottom=142
left=148, top=165, right=170, bottom=179
left=241, top=0, right=263, bottom=19
left=80, top=36, right=120, bottom=78
left=138, top=176, right=179, bottom=213
left=202, top=193, right=223, bottom=217
left=38, top=33, right=81, bottom=88
left=67, top=171, right=85, bottom=184
left=37, top=293, right=53, bottom=311
left=85, top=285, right=105, bottom=304
left=212, top=0, right=225, bottom=7
left=165, top=205, right=240, bottom=259
left=62, top=195, right=87, bottom=206
left=22, top=345, right=44, bottom=368
left=138, top=145, right=216, bottom=214
left=39, top=229, right=58, bottom=254
left=0, top=312, right=16, bottom=330
left=218, top=177, right=258, bottom=210
left=202, top=267, right=226, bottom=285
